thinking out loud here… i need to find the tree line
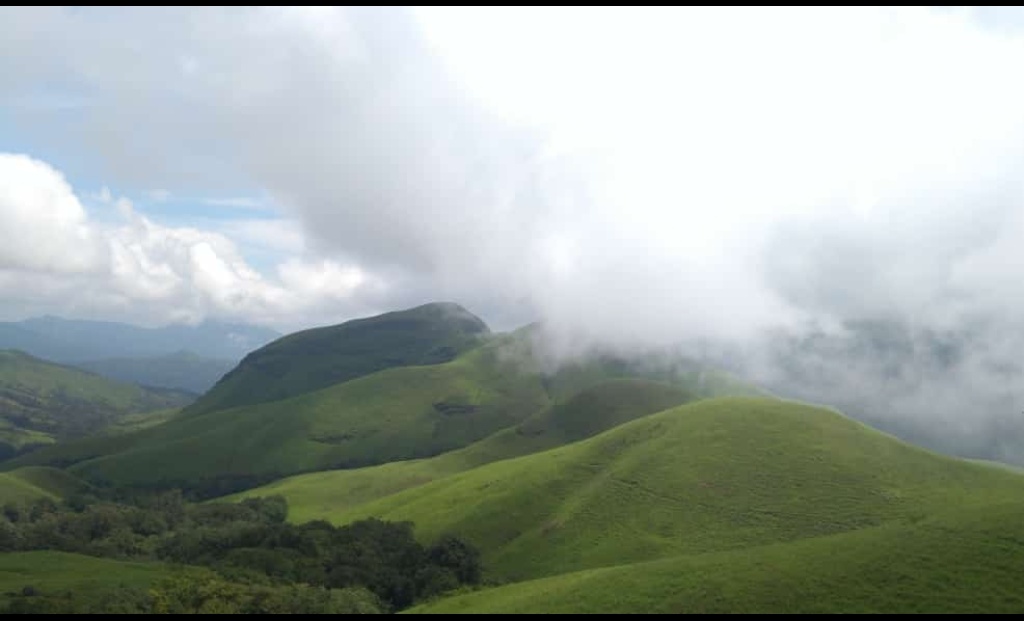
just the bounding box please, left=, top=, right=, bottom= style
left=0, top=491, right=482, bottom=613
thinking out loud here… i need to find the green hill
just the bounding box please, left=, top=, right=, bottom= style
left=6, top=319, right=765, bottom=499
left=0, top=350, right=194, bottom=458
left=101, top=407, right=183, bottom=436
left=185, top=302, right=490, bottom=416
left=0, top=466, right=91, bottom=503
left=230, top=378, right=699, bottom=522
left=541, top=352, right=769, bottom=402
left=76, top=351, right=235, bottom=394
left=327, top=397, right=1024, bottom=583
left=408, top=500, right=1024, bottom=614
left=514, top=377, right=696, bottom=443
left=0, top=471, right=55, bottom=505
left=7, top=343, right=550, bottom=496
left=0, top=551, right=200, bottom=613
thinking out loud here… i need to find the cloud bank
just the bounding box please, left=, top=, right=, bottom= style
left=5, top=7, right=1023, bottom=338
left=5, top=7, right=1024, bottom=458
left=0, top=154, right=382, bottom=328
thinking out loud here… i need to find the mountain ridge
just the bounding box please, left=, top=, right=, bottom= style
left=184, top=301, right=492, bottom=416
left=0, top=316, right=279, bottom=364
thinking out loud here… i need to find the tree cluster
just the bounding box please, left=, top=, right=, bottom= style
left=1, top=491, right=481, bottom=613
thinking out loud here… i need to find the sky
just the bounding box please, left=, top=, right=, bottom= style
left=4, top=6, right=1024, bottom=346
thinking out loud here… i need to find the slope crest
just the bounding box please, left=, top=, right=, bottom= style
left=9, top=344, right=549, bottom=497
left=228, top=377, right=698, bottom=521
left=185, top=302, right=490, bottom=415
left=332, top=397, right=1024, bottom=581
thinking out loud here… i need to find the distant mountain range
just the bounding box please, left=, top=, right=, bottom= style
left=76, top=351, right=237, bottom=395
left=0, top=316, right=280, bottom=393
left=0, top=316, right=279, bottom=364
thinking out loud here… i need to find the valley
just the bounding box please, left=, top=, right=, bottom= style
left=2, top=302, right=1023, bottom=613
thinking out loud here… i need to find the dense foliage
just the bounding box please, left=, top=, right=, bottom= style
left=0, top=491, right=481, bottom=613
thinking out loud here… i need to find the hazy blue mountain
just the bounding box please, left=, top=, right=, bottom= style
left=76, top=351, right=236, bottom=394
left=0, top=316, right=279, bottom=364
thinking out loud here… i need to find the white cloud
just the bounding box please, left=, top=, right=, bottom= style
left=200, top=196, right=267, bottom=210
left=0, top=154, right=105, bottom=273
left=4, top=7, right=1024, bottom=346
left=0, top=152, right=380, bottom=329
left=219, top=218, right=306, bottom=255
left=7, top=6, right=1024, bottom=461
left=146, top=188, right=172, bottom=202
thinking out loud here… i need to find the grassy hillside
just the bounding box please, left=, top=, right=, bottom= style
left=541, top=350, right=769, bottom=403
left=8, top=344, right=549, bottom=496
left=515, top=378, right=695, bottom=442
left=0, top=471, right=54, bottom=504
left=329, top=397, right=1024, bottom=582
left=186, top=302, right=490, bottom=416
left=0, top=350, right=194, bottom=458
left=0, top=466, right=91, bottom=502
left=230, top=378, right=699, bottom=522
left=0, top=467, right=90, bottom=504
left=102, top=407, right=182, bottom=436
left=0, top=551, right=192, bottom=611
left=409, top=499, right=1024, bottom=614
left=77, top=351, right=234, bottom=394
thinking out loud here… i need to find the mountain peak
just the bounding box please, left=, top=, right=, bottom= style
left=185, top=302, right=491, bottom=415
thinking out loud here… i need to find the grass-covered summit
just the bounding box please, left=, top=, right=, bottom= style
left=185, top=302, right=490, bottom=415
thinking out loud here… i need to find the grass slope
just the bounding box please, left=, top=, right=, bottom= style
left=0, top=551, right=188, bottom=608
left=0, top=467, right=91, bottom=504
left=409, top=500, right=1024, bottom=614
left=330, top=397, right=1024, bottom=582
left=542, top=352, right=769, bottom=403
left=8, top=344, right=549, bottom=493
left=0, top=472, right=54, bottom=504
left=186, top=302, right=490, bottom=416
left=0, top=350, right=193, bottom=456
left=102, top=407, right=183, bottom=436
left=230, top=378, right=698, bottom=522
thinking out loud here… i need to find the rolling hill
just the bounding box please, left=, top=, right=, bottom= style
left=5, top=342, right=550, bottom=496
left=540, top=349, right=769, bottom=402
left=0, top=467, right=90, bottom=504
left=184, top=302, right=491, bottom=416
left=6, top=305, right=765, bottom=497
left=229, top=378, right=701, bottom=522
left=323, top=397, right=1024, bottom=583
left=408, top=499, right=1024, bottom=614
left=0, top=350, right=194, bottom=458
left=0, top=551, right=203, bottom=613
left=4, top=298, right=1024, bottom=613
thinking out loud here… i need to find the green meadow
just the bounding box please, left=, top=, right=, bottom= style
left=230, top=378, right=698, bottom=522
left=408, top=499, right=1024, bottom=614
left=325, top=398, right=1024, bottom=582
